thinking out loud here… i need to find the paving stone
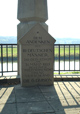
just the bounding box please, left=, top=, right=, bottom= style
left=44, top=112, right=56, bottom=114
left=75, top=97, right=80, bottom=105
left=20, top=112, right=56, bottom=114
left=59, top=98, right=78, bottom=106
left=54, top=82, right=80, bottom=100
left=0, top=103, right=17, bottom=114
left=17, top=101, right=54, bottom=114
left=15, top=89, right=46, bottom=102
left=0, top=87, right=15, bottom=104
left=64, top=108, right=80, bottom=114
left=48, top=99, right=64, bottom=112
left=43, top=92, right=59, bottom=100
left=15, top=84, right=41, bottom=92
left=55, top=111, right=65, bottom=114
left=39, top=85, right=55, bottom=93
left=0, top=81, right=80, bottom=114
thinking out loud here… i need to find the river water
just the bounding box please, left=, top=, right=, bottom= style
left=0, top=61, right=80, bottom=76
left=54, top=61, right=80, bottom=70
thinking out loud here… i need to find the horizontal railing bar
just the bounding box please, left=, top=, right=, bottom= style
left=54, top=44, right=80, bottom=45
left=0, top=71, right=17, bottom=73
left=0, top=44, right=80, bottom=45
left=54, top=70, right=80, bottom=71
left=0, top=44, right=17, bottom=45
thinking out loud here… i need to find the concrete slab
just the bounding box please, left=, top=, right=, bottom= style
left=15, top=84, right=41, bottom=92
left=0, top=103, right=17, bottom=114
left=25, top=112, right=56, bottom=114
left=39, top=85, right=55, bottom=93
left=48, top=99, right=64, bottom=112
left=17, top=102, right=54, bottom=114
left=15, top=89, right=46, bottom=102
left=0, top=87, right=15, bottom=104
left=54, top=82, right=80, bottom=100
left=0, top=81, right=80, bottom=114
left=56, top=108, right=80, bottom=114
left=43, top=92, right=59, bottom=100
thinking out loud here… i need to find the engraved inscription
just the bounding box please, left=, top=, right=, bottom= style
left=23, top=78, right=52, bottom=83
left=26, top=40, right=50, bottom=44
left=21, top=35, right=54, bottom=85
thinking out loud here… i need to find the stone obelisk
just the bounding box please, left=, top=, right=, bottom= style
left=17, top=0, right=56, bottom=86
left=17, top=0, right=48, bottom=75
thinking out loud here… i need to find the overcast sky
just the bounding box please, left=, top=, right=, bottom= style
left=0, top=0, right=80, bottom=38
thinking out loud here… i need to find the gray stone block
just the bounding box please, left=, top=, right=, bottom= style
left=17, top=0, right=48, bottom=22
left=18, top=23, right=56, bottom=86
left=17, top=22, right=48, bottom=41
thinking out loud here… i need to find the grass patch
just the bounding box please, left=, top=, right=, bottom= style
left=0, top=47, right=17, bottom=57
left=0, top=46, right=80, bottom=61
left=54, top=71, right=80, bottom=75
left=54, top=46, right=79, bottom=55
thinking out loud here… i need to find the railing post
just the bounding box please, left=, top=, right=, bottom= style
left=79, top=44, right=80, bottom=70
left=74, top=45, right=75, bottom=71
left=64, top=45, right=65, bottom=71
left=1, top=44, right=3, bottom=76
left=69, top=45, right=70, bottom=71
left=59, top=44, right=60, bottom=74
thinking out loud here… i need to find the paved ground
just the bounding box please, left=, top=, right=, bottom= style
left=0, top=81, right=80, bottom=114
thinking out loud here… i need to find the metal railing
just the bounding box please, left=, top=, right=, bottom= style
left=54, top=44, right=80, bottom=74
left=0, top=44, right=17, bottom=76
left=0, top=44, right=80, bottom=76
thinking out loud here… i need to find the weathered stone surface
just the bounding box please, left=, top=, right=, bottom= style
left=17, top=0, right=48, bottom=22
left=0, top=104, right=17, bottom=114
left=15, top=85, right=45, bottom=103
left=17, top=102, right=54, bottom=114
left=0, top=87, right=15, bottom=104
left=0, top=82, right=80, bottom=114
left=18, top=23, right=56, bottom=86
left=15, top=90, right=46, bottom=102
left=17, top=22, right=48, bottom=76
left=17, top=22, right=48, bottom=41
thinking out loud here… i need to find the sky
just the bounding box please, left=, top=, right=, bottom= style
left=0, top=0, right=80, bottom=39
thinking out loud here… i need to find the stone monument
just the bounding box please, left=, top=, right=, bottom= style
left=17, top=0, right=56, bottom=86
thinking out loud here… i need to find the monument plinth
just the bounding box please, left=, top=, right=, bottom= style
left=18, top=24, right=56, bottom=86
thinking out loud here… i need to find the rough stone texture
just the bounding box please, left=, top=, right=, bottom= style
left=17, top=0, right=48, bottom=22
left=18, top=23, right=56, bottom=86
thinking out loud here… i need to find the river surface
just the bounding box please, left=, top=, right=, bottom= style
left=54, top=61, right=80, bottom=70
left=0, top=61, right=80, bottom=76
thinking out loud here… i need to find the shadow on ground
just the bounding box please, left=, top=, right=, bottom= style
left=0, top=81, right=80, bottom=114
